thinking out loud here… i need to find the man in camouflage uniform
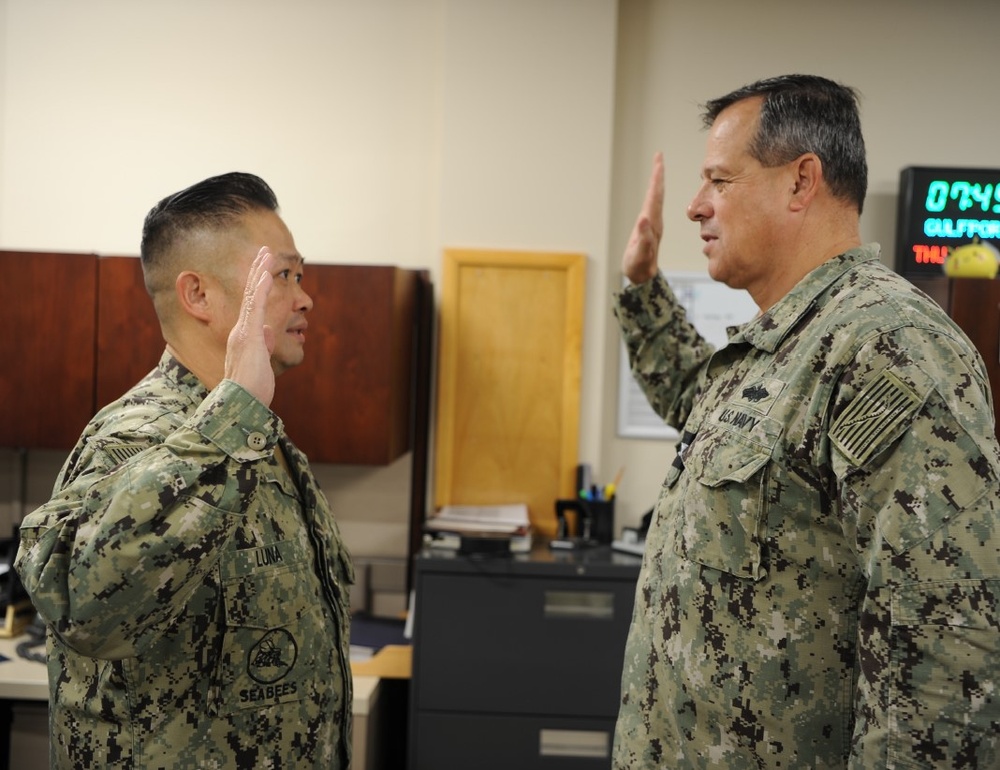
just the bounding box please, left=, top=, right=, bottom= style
left=613, top=75, right=1000, bottom=768
left=16, top=173, right=354, bottom=768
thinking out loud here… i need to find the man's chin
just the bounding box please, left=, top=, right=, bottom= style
left=706, top=259, right=725, bottom=284
left=271, top=354, right=305, bottom=377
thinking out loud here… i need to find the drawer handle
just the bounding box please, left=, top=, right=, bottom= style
left=543, top=590, right=614, bottom=620
left=539, top=728, right=610, bottom=758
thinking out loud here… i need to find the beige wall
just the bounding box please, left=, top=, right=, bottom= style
left=604, top=0, right=1000, bottom=525
left=3, top=0, right=1000, bottom=551
left=0, top=0, right=619, bottom=555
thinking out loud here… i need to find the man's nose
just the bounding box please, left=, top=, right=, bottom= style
left=297, top=284, right=314, bottom=312
left=687, top=189, right=709, bottom=221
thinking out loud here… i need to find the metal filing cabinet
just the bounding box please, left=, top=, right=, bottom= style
left=408, top=547, right=642, bottom=769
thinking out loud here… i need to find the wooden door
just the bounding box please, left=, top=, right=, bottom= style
left=433, top=249, right=585, bottom=536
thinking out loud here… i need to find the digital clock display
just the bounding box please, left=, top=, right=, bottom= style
left=895, top=166, right=1000, bottom=278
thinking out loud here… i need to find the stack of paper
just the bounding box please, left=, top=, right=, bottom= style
left=425, top=504, right=529, bottom=533
left=423, top=504, right=532, bottom=552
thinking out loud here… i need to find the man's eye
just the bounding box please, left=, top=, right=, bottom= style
left=277, top=269, right=291, bottom=280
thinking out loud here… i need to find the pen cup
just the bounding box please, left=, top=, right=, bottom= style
left=554, top=498, right=615, bottom=545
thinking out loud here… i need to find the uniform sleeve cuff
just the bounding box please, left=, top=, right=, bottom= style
left=193, top=379, right=284, bottom=462
left=614, top=272, right=675, bottom=329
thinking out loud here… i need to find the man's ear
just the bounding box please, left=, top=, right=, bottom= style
left=789, top=153, right=822, bottom=211
left=175, top=270, right=213, bottom=322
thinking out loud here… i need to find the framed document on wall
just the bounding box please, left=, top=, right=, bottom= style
left=617, top=271, right=757, bottom=440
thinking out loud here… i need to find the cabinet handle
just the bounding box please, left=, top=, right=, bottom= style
left=543, top=590, right=614, bottom=620
left=539, top=728, right=610, bottom=758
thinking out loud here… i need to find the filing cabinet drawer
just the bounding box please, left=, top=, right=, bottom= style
left=413, top=571, right=635, bottom=716
left=407, top=548, right=642, bottom=770
left=412, top=711, right=616, bottom=770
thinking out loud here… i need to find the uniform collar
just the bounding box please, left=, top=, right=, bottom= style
left=155, top=349, right=211, bottom=404
left=728, top=243, right=882, bottom=353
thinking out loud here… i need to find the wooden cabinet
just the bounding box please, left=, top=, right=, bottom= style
left=96, top=256, right=164, bottom=408
left=408, top=547, right=640, bottom=770
left=0, top=250, right=97, bottom=449
left=946, top=279, right=1000, bottom=444
left=1, top=251, right=427, bottom=467
left=913, top=276, right=1000, bottom=443
left=270, top=265, right=419, bottom=465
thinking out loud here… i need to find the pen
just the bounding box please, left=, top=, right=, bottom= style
left=604, top=466, right=625, bottom=500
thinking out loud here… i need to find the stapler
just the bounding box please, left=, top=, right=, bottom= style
left=612, top=506, right=653, bottom=555
left=549, top=499, right=600, bottom=550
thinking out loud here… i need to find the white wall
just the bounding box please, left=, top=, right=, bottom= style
left=438, top=0, right=618, bottom=481
left=4, top=0, right=1000, bottom=550
left=0, top=0, right=619, bottom=556
left=0, top=1, right=5, bottom=210
left=603, top=0, right=1000, bottom=526
left=0, top=0, right=447, bottom=264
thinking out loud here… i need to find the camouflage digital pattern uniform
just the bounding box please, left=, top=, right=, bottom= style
left=612, top=245, right=1000, bottom=768
left=16, top=351, right=355, bottom=769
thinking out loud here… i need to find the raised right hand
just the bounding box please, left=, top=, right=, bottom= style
left=224, top=246, right=277, bottom=407
left=622, top=152, right=664, bottom=285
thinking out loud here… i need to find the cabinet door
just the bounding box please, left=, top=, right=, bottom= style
left=434, top=249, right=585, bottom=536
left=96, top=256, right=163, bottom=409
left=271, top=265, right=418, bottom=464
left=3, top=252, right=418, bottom=464
left=0, top=250, right=97, bottom=449
left=95, top=259, right=421, bottom=464
left=95, top=260, right=419, bottom=465
left=948, top=278, right=1000, bottom=443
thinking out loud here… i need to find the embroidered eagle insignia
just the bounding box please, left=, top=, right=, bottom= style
left=742, top=384, right=770, bottom=403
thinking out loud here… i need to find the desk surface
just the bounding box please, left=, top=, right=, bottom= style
left=0, top=634, right=401, bottom=707
left=415, top=543, right=643, bottom=579
left=351, top=645, right=411, bottom=680
left=0, top=636, right=47, bottom=701
left=0, top=635, right=384, bottom=770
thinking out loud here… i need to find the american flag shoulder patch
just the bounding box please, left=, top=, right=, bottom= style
left=102, top=443, right=146, bottom=467
left=830, top=370, right=923, bottom=465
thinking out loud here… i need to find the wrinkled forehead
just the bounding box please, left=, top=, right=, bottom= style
left=701, top=100, right=762, bottom=172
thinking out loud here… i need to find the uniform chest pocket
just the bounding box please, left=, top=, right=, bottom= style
left=674, top=421, right=776, bottom=581
left=213, top=557, right=328, bottom=716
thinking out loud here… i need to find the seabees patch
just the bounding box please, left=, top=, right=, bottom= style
left=831, top=369, right=922, bottom=465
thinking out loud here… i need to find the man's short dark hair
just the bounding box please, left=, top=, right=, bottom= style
left=701, top=74, right=868, bottom=214
left=140, top=171, right=279, bottom=273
